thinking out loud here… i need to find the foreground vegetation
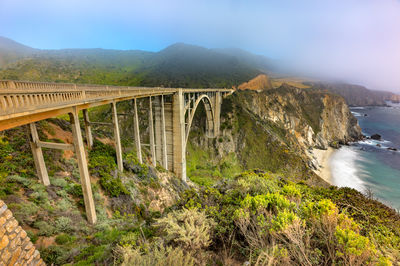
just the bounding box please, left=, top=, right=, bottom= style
left=1, top=122, right=399, bottom=265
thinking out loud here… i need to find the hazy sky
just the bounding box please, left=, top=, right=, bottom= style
left=1, top=0, right=400, bottom=91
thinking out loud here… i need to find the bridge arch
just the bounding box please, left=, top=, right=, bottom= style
left=184, top=94, right=215, bottom=148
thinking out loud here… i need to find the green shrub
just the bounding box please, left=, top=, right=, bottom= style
left=27, top=230, right=38, bottom=244
left=89, top=142, right=128, bottom=197
left=7, top=175, right=32, bottom=187
left=282, top=184, right=301, bottom=198
left=67, top=183, right=83, bottom=197
left=155, top=208, right=215, bottom=252
left=118, top=243, right=195, bottom=266
left=99, top=173, right=129, bottom=197
left=55, top=233, right=76, bottom=245
left=55, top=216, right=73, bottom=233
left=124, top=152, right=149, bottom=179
left=30, top=190, right=49, bottom=205
left=270, top=210, right=301, bottom=232
left=34, top=221, right=56, bottom=236
left=40, top=245, right=70, bottom=265
left=235, top=171, right=280, bottom=195
left=335, top=227, right=376, bottom=264
left=9, top=202, right=39, bottom=224
left=51, top=177, right=69, bottom=188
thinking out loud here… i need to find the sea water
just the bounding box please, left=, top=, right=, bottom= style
left=330, top=103, right=400, bottom=211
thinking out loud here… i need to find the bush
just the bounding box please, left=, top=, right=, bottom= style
left=55, top=216, right=73, bottom=233
left=89, top=141, right=128, bottom=197
left=124, top=152, right=150, bottom=179
left=155, top=208, right=215, bottom=252
left=51, top=177, right=69, bottom=188
left=118, top=243, right=195, bottom=266
left=34, top=221, right=56, bottom=236
left=55, top=233, right=76, bottom=245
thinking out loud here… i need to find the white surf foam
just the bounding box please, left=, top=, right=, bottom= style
left=351, top=111, right=362, bottom=117
left=330, top=146, right=367, bottom=191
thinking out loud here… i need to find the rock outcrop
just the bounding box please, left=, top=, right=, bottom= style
left=237, top=74, right=273, bottom=91
left=235, top=84, right=362, bottom=150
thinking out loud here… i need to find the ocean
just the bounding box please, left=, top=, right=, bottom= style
left=330, top=103, right=400, bottom=211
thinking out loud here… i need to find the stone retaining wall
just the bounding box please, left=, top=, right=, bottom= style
left=0, top=200, right=45, bottom=265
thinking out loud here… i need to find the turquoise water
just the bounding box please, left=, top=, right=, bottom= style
left=330, top=104, right=400, bottom=211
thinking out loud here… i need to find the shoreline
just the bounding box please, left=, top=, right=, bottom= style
left=311, top=147, right=335, bottom=185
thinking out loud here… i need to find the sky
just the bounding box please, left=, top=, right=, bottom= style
left=1, top=0, right=400, bottom=91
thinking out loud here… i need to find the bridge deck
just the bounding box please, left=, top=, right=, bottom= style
left=0, top=80, right=231, bottom=131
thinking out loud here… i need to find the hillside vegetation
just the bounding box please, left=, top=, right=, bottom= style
left=1, top=122, right=399, bottom=265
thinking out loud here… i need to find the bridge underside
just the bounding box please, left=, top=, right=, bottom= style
left=0, top=80, right=231, bottom=224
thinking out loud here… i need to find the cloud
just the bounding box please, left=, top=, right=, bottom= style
left=1, top=0, right=399, bottom=91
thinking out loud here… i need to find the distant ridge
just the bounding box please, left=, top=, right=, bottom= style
left=308, top=82, right=400, bottom=106
left=0, top=36, right=38, bottom=67
left=0, top=37, right=263, bottom=88
left=0, top=36, right=399, bottom=103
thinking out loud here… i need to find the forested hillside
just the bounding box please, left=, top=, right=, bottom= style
left=0, top=38, right=261, bottom=88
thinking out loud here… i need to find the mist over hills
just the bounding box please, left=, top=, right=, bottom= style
left=0, top=37, right=261, bottom=88
left=0, top=36, right=399, bottom=105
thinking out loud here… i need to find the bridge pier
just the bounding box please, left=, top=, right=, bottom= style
left=69, top=108, right=97, bottom=224
left=111, top=101, right=123, bottom=172
left=82, top=109, right=93, bottom=149
left=28, top=123, right=50, bottom=186
left=172, top=90, right=186, bottom=181
left=133, top=98, right=142, bottom=164
left=160, top=96, right=168, bottom=169
left=148, top=97, right=156, bottom=167
left=213, top=92, right=222, bottom=137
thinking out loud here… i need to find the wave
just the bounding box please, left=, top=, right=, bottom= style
left=350, top=107, right=366, bottom=110
left=351, top=111, right=362, bottom=117
left=359, top=139, right=391, bottom=149
left=330, top=146, right=367, bottom=191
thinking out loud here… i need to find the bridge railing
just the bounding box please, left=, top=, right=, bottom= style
left=0, top=81, right=162, bottom=116
left=0, top=80, right=232, bottom=118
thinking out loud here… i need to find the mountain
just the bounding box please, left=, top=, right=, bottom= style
left=0, top=36, right=38, bottom=67
left=309, top=82, right=400, bottom=106
left=213, top=47, right=276, bottom=72
left=136, top=43, right=261, bottom=87
left=0, top=38, right=262, bottom=88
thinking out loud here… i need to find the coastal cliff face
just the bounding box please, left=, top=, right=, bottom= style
left=189, top=84, right=362, bottom=184
left=237, top=84, right=362, bottom=149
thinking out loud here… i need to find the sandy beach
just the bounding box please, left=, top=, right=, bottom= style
left=312, top=147, right=335, bottom=185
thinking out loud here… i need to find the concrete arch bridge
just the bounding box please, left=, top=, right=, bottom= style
left=0, top=80, right=232, bottom=224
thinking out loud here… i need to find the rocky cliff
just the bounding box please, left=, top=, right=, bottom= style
left=189, top=84, right=362, bottom=185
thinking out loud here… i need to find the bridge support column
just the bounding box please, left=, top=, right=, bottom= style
left=133, top=98, right=142, bottom=164
left=213, top=92, right=222, bottom=137
left=172, top=90, right=186, bottom=181
left=154, top=97, right=162, bottom=164
left=82, top=109, right=93, bottom=149
left=111, top=101, right=123, bottom=172
left=69, top=108, right=97, bottom=224
left=149, top=97, right=156, bottom=167
left=28, top=123, right=50, bottom=186
left=161, top=96, right=168, bottom=169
